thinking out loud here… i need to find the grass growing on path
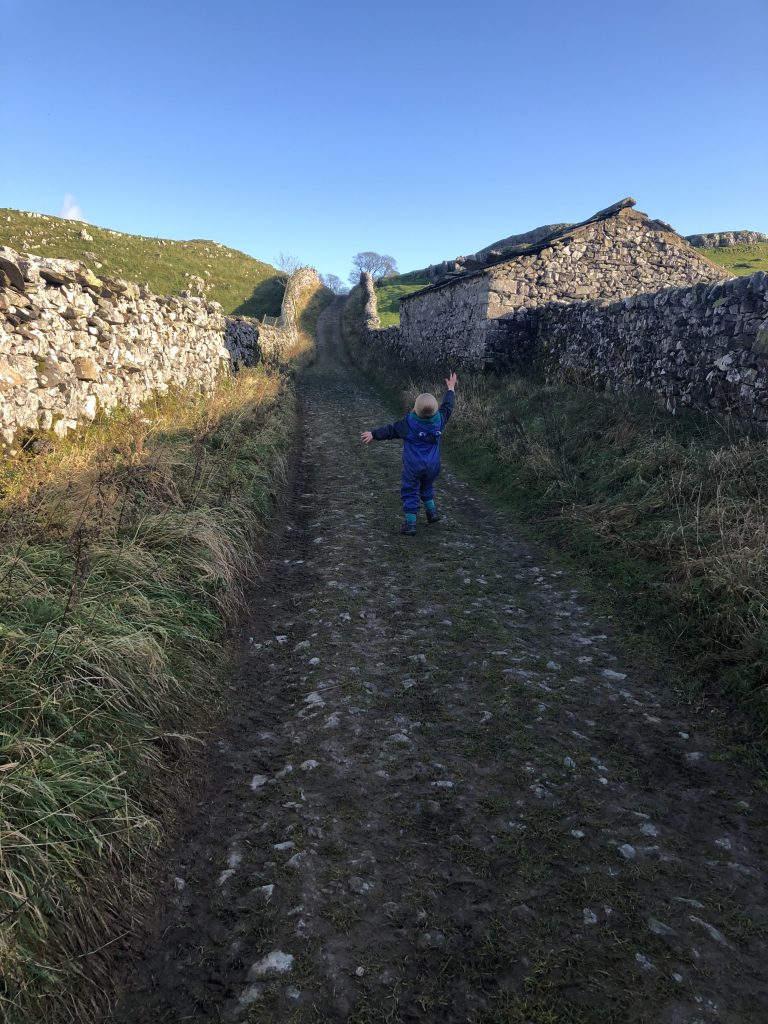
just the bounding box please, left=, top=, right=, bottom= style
left=0, top=208, right=285, bottom=317
left=344, top=321, right=768, bottom=739
left=0, top=366, right=296, bottom=1022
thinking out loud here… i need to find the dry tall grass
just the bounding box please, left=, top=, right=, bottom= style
left=0, top=367, right=295, bottom=1022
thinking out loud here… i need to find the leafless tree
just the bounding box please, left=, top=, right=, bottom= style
left=349, top=252, right=398, bottom=285
left=321, top=273, right=348, bottom=294
left=275, top=253, right=304, bottom=282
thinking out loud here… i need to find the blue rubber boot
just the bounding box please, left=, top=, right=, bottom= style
left=401, top=513, right=417, bottom=536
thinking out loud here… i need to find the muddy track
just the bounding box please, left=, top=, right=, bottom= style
left=112, top=302, right=768, bottom=1023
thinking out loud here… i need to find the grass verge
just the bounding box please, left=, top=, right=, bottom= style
left=0, top=365, right=297, bottom=1022
left=343, top=317, right=768, bottom=746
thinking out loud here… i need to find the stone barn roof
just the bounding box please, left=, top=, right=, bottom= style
left=400, top=198, right=717, bottom=301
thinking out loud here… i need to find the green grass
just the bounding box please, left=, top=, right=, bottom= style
left=0, top=365, right=298, bottom=1022
left=0, top=208, right=285, bottom=317
left=374, top=275, right=431, bottom=326
left=343, top=319, right=768, bottom=742
left=693, top=241, right=768, bottom=276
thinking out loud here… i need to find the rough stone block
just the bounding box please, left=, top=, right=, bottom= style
left=72, top=357, right=100, bottom=381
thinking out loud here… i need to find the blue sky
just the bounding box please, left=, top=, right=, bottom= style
left=2, top=0, right=766, bottom=281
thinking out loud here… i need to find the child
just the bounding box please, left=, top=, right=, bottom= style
left=361, top=372, right=458, bottom=535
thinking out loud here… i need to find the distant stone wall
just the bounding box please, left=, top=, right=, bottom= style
left=399, top=208, right=730, bottom=370
left=261, top=267, right=327, bottom=361
left=360, top=271, right=380, bottom=330
left=0, top=247, right=320, bottom=451
left=537, top=272, right=768, bottom=421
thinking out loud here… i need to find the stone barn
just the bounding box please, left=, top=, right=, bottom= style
left=398, top=198, right=731, bottom=368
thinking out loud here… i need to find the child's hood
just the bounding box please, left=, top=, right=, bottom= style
left=411, top=410, right=441, bottom=426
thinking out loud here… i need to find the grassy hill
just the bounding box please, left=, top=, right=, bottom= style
left=375, top=273, right=431, bottom=326
left=693, top=242, right=768, bottom=276
left=0, top=209, right=284, bottom=317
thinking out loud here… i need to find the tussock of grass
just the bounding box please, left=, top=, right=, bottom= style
left=345, top=328, right=768, bottom=733
left=0, top=367, right=296, bottom=1022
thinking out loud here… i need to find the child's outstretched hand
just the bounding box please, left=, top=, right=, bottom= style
left=445, top=372, right=458, bottom=391
left=360, top=431, right=373, bottom=444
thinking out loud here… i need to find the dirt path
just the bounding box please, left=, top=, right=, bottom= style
left=113, top=303, right=768, bottom=1024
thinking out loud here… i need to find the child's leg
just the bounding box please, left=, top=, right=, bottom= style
left=421, top=473, right=440, bottom=522
left=420, top=474, right=435, bottom=507
left=400, top=469, right=421, bottom=526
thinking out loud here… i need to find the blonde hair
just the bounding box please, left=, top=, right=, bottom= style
left=414, top=393, right=438, bottom=417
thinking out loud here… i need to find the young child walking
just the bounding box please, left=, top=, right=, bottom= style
left=361, top=372, right=458, bottom=535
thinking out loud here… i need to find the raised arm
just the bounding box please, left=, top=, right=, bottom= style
left=440, top=372, right=458, bottom=425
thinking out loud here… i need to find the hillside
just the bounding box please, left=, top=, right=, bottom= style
left=471, top=221, right=572, bottom=262
left=0, top=209, right=284, bottom=317
left=692, top=241, right=768, bottom=277
left=374, top=274, right=432, bottom=326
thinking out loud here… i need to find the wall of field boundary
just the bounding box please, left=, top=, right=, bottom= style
left=354, top=270, right=768, bottom=422
left=0, top=248, right=322, bottom=450
left=536, top=272, right=768, bottom=420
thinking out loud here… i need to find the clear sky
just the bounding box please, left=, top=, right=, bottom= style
left=2, top=0, right=767, bottom=282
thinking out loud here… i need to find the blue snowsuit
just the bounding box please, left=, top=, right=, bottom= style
left=371, top=391, right=455, bottom=514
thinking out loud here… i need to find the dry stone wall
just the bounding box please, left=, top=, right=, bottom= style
left=225, top=317, right=261, bottom=366
left=353, top=251, right=768, bottom=424
left=258, top=267, right=327, bottom=361
left=0, top=247, right=321, bottom=451
left=537, top=272, right=768, bottom=421
left=399, top=207, right=730, bottom=370
left=400, top=272, right=491, bottom=365
left=357, top=273, right=404, bottom=359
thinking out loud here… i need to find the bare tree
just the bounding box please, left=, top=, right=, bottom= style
left=275, top=253, right=304, bottom=282
left=321, top=273, right=348, bottom=294
left=349, top=252, right=398, bottom=285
